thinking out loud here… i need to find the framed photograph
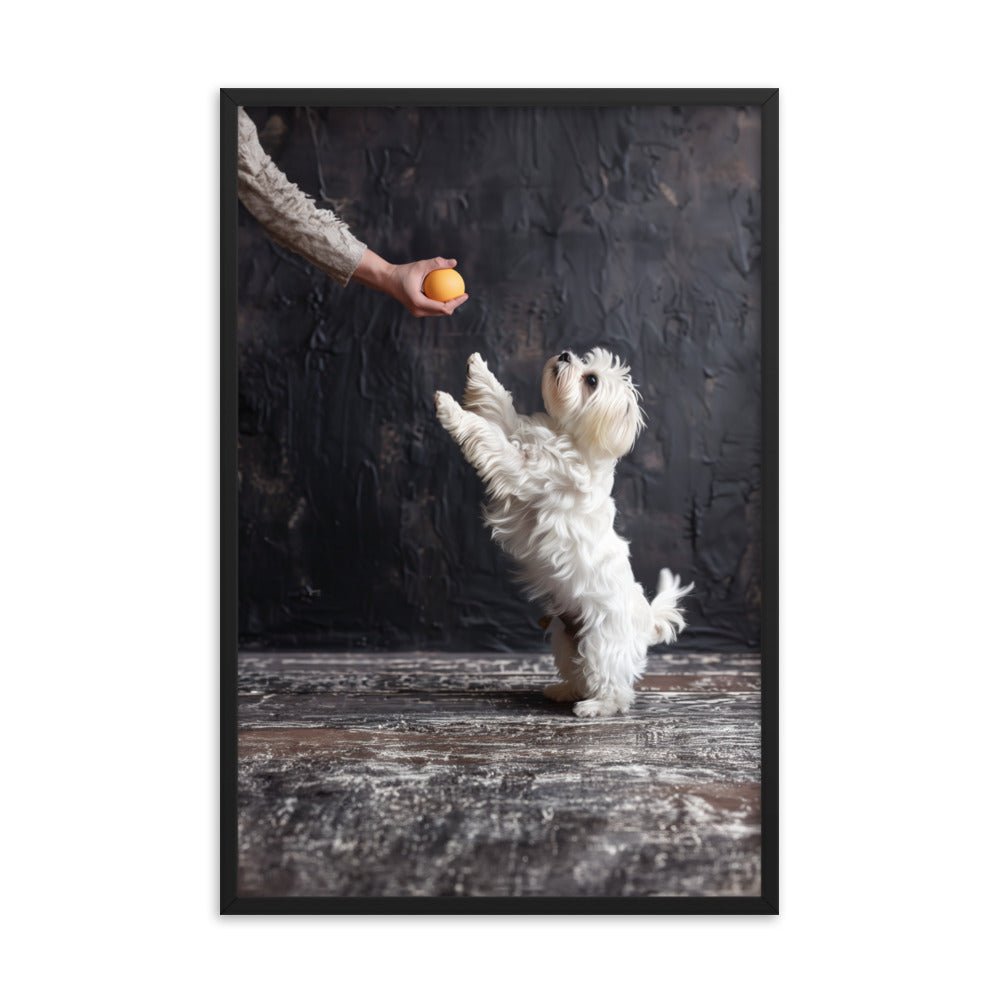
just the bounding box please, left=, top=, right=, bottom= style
left=221, top=88, right=777, bottom=913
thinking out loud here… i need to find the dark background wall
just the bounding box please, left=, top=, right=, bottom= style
left=237, top=102, right=761, bottom=652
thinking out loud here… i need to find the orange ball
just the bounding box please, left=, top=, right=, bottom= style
left=423, top=267, right=466, bottom=302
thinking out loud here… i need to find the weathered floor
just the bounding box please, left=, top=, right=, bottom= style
left=237, top=651, right=761, bottom=899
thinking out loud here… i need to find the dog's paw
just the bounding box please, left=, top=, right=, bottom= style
left=572, top=697, right=626, bottom=719
left=465, top=353, right=495, bottom=389
left=544, top=681, right=583, bottom=703
left=465, top=352, right=504, bottom=391
left=572, top=698, right=613, bottom=718
left=434, top=390, right=462, bottom=429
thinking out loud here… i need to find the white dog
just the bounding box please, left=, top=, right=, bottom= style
left=435, top=348, right=692, bottom=717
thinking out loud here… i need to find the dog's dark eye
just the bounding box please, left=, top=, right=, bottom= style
left=585, top=374, right=598, bottom=389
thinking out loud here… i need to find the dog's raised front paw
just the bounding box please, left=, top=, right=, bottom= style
left=434, top=390, right=462, bottom=428
left=463, top=353, right=514, bottom=423
left=465, top=352, right=504, bottom=390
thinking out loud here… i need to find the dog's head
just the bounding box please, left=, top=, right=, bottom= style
left=542, top=348, right=645, bottom=460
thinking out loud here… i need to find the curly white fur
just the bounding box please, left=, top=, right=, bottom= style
left=435, top=349, right=693, bottom=718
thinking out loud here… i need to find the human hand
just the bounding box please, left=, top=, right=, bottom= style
left=352, top=250, right=469, bottom=317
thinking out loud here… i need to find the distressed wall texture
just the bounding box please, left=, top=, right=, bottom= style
left=237, top=103, right=762, bottom=652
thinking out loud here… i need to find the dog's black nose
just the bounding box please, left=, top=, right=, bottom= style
left=558, top=352, right=571, bottom=363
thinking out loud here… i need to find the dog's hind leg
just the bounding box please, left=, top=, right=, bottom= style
left=543, top=617, right=586, bottom=702
left=569, top=628, right=640, bottom=718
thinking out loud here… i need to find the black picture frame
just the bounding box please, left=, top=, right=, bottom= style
left=221, top=87, right=778, bottom=915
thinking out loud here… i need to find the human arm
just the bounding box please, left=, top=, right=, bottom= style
left=238, top=109, right=469, bottom=316
left=237, top=108, right=366, bottom=285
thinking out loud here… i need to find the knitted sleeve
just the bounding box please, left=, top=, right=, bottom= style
left=237, top=108, right=366, bottom=286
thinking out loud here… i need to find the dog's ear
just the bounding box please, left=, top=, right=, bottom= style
left=614, top=389, right=645, bottom=455
left=588, top=385, right=643, bottom=458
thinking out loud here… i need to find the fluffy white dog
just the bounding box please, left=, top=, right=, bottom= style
left=435, top=348, right=693, bottom=718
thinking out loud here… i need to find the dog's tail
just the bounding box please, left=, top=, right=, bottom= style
left=650, top=568, right=694, bottom=646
